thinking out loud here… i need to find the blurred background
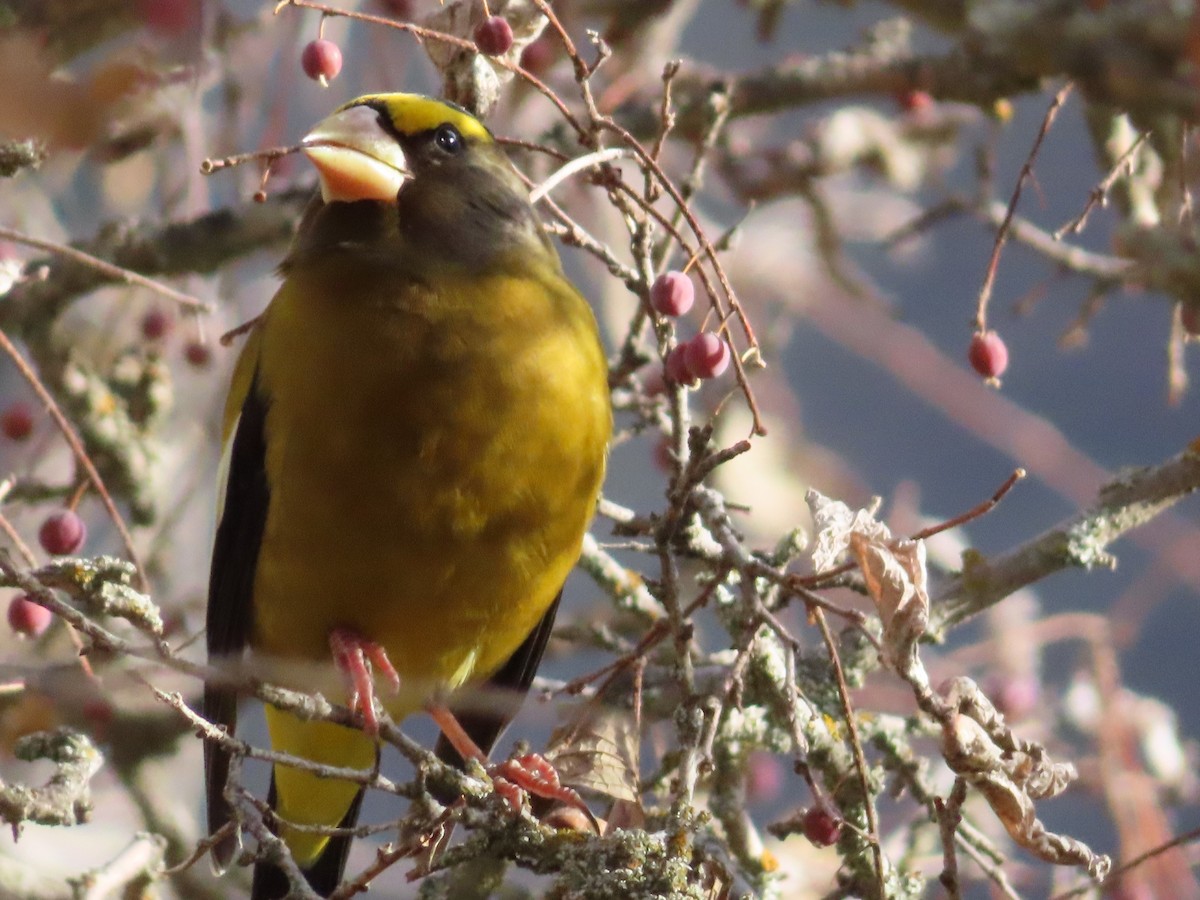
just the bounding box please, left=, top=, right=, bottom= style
left=0, top=1, right=1198, bottom=897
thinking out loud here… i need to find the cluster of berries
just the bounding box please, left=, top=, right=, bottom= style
left=302, top=3, right=517, bottom=87
left=6, top=509, right=87, bottom=638
left=651, top=271, right=731, bottom=384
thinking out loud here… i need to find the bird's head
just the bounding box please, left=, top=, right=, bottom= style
left=289, top=93, right=553, bottom=274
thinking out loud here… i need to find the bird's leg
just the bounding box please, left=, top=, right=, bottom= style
left=329, top=627, right=401, bottom=735
left=426, top=703, right=598, bottom=832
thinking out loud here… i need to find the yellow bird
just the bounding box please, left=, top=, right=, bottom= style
left=203, top=93, right=611, bottom=898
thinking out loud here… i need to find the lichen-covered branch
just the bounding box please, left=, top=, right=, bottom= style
left=0, top=139, right=46, bottom=178
left=0, top=729, right=103, bottom=832
left=936, top=445, right=1200, bottom=629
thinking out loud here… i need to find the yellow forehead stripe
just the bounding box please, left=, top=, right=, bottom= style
left=338, top=93, right=493, bottom=144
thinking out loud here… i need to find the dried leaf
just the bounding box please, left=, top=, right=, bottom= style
left=940, top=680, right=1111, bottom=880
left=806, top=489, right=887, bottom=572
left=545, top=699, right=640, bottom=805
left=851, top=534, right=929, bottom=673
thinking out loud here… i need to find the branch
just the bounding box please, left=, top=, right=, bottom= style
left=620, top=2, right=1200, bottom=141
left=935, top=445, right=1200, bottom=628
left=0, top=139, right=46, bottom=178
left=0, top=729, right=103, bottom=831
left=0, top=186, right=310, bottom=333
left=68, top=832, right=166, bottom=900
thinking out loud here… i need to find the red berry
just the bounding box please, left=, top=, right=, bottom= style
left=137, top=0, right=202, bottom=37
left=664, top=344, right=695, bottom=385
left=8, top=594, right=51, bottom=638
left=302, top=39, right=343, bottom=85
left=745, top=751, right=784, bottom=804
left=1182, top=304, right=1200, bottom=336
left=684, top=332, right=731, bottom=380
left=801, top=805, right=842, bottom=847
left=896, top=89, right=933, bottom=113
left=375, top=0, right=414, bottom=16
left=519, top=34, right=556, bottom=75
left=968, top=330, right=1009, bottom=380
left=39, top=510, right=87, bottom=556
left=475, top=16, right=514, bottom=56
left=1, top=402, right=34, bottom=441
left=650, top=271, right=694, bottom=318
left=987, top=675, right=1040, bottom=721
left=81, top=698, right=115, bottom=739
left=141, top=309, right=172, bottom=341
left=184, top=341, right=212, bottom=368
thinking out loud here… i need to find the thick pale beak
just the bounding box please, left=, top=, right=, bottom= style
left=301, top=105, right=409, bottom=203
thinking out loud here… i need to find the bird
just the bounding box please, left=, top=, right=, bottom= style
left=203, top=92, right=611, bottom=899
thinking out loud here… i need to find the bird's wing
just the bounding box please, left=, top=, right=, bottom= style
left=434, top=590, right=562, bottom=772
left=204, top=329, right=270, bottom=869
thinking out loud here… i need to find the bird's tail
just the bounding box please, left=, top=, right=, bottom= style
left=251, top=772, right=368, bottom=900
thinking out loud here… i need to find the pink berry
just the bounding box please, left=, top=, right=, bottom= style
left=81, top=699, right=115, bottom=739
left=1182, top=304, right=1200, bottom=336
left=302, top=39, right=343, bottom=85
left=184, top=341, right=212, bottom=368
left=375, top=0, right=414, bottom=16
left=802, top=805, right=842, bottom=847
left=896, top=89, right=933, bottom=113
left=650, top=271, right=694, bottom=317
left=664, top=344, right=695, bottom=385
left=39, top=510, right=87, bottom=555
left=137, top=0, right=201, bottom=37
left=520, top=34, right=555, bottom=75
left=987, top=675, right=1040, bottom=721
left=141, top=309, right=172, bottom=341
left=474, top=16, right=514, bottom=56
left=684, top=332, right=731, bottom=380
left=745, top=751, right=785, bottom=804
left=1, top=402, right=34, bottom=441
left=8, top=594, right=51, bottom=637
left=968, top=330, right=1009, bottom=380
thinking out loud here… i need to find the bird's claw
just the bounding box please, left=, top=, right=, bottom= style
left=329, top=627, right=400, bottom=735
left=489, top=753, right=599, bottom=833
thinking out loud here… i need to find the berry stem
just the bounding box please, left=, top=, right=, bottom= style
left=68, top=480, right=88, bottom=512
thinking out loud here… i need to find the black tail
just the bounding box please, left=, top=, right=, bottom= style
left=253, top=593, right=562, bottom=897
left=250, top=773, right=368, bottom=900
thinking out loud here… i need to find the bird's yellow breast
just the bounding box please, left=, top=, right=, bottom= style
left=246, top=256, right=609, bottom=711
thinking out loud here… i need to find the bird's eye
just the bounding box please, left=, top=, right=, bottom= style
left=434, top=124, right=463, bottom=155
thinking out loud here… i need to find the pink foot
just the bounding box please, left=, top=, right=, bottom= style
left=329, top=627, right=400, bottom=734
left=490, top=753, right=589, bottom=818
left=427, top=704, right=597, bottom=831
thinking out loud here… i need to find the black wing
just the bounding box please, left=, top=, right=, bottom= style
left=434, top=591, right=562, bottom=773
left=204, top=379, right=270, bottom=870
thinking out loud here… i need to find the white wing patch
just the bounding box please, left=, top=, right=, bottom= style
left=214, top=413, right=238, bottom=523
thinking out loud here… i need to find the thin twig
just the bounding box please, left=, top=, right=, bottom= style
left=807, top=603, right=886, bottom=895
left=1054, top=130, right=1149, bottom=239
left=0, top=328, right=147, bottom=586
left=973, top=83, right=1073, bottom=331
left=0, top=227, right=212, bottom=313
